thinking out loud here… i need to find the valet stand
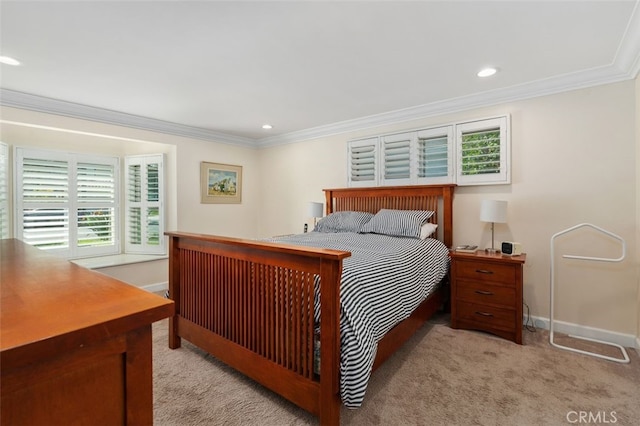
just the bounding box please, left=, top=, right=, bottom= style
left=549, top=223, right=629, bottom=364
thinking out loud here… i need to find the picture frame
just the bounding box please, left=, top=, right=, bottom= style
left=200, top=162, right=242, bottom=204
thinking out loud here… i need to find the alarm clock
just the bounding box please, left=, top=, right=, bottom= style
left=501, top=241, right=523, bottom=256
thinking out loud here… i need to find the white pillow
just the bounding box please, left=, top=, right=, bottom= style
left=420, top=222, right=438, bottom=239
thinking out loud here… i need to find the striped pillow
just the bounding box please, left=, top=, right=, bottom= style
left=314, top=211, right=374, bottom=233
left=360, top=209, right=435, bottom=239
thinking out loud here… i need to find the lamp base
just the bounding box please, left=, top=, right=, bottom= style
left=484, top=248, right=501, bottom=254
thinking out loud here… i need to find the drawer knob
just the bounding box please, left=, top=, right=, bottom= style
left=475, top=290, right=494, bottom=296
left=475, top=269, right=494, bottom=274
left=475, top=311, right=494, bottom=317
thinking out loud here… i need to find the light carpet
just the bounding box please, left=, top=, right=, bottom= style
left=152, top=317, right=639, bottom=425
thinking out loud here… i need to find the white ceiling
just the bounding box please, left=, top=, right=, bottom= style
left=1, top=1, right=639, bottom=147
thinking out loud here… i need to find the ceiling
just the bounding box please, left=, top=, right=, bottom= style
left=1, top=1, right=639, bottom=147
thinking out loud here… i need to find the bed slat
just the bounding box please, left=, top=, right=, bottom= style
left=177, top=248, right=323, bottom=378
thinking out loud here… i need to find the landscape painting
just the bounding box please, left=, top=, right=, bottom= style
left=200, top=162, right=242, bottom=204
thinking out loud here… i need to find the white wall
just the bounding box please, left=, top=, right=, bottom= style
left=0, top=107, right=261, bottom=238
left=259, top=81, right=638, bottom=337
left=94, top=259, right=169, bottom=291
left=171, top=138, right=259, bottom=238
left=0, top=107, right=261, bottom=289
left=636, top=74, right=640, bottom=344
left=1, top=80, right=637, bottom=337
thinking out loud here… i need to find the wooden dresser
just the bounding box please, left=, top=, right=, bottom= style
left=0, top=239, right=174, bottom=425
left=450, top=250, right=526, bottom=344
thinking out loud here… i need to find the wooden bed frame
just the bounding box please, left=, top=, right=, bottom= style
left=166, top=184, right=455, bottom=425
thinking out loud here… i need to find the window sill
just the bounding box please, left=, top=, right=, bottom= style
left=71, top=253, right=168, bottom=270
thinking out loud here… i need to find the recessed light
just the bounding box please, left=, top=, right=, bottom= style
left=0, top=56, right=21, bottom=66
left=262, top=124, right=273, bottom=130
left=477, top=67, right=497, bottom=78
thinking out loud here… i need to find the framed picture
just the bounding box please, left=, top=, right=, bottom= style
left=200, top=162, right=242, bottom=204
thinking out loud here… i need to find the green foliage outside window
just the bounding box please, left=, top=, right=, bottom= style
left=461, top=129, right=501, bottom=175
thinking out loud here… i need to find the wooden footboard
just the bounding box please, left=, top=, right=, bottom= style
left=165, top=232, right=350, bottom=425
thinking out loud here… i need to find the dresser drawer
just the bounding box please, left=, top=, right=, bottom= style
left=456, top=301, right=515, bottom=331
left=456, top=280, right=516, bottom=307
left=455, top=260, right=516, bottom=284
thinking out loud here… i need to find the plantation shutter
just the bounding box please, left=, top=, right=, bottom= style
left=0, top=142, right=9, bottom=238
left=125, top=154, right=165, bottom=254
left=348, top=138, right=378, bottom=187
left=15, top=148, right=119, bottom=258
left=381, top=132, right=413, bottom=186
left=416, top=126, right=453, bottom=184
left=456, top=116, right=510, bottom=185
left=76, top=161, right=117, bottom=252
left=347, top=115, right=509, bottom=187
left=19, top=152, right=70, bottom=252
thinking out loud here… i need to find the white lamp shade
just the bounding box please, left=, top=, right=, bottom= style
left=480, top=200, right=507, bottom=223
left=307, top=202, right=324, bottom=218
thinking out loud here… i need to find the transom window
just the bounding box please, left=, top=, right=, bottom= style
left=456, top=116, right=509, bottom=185
left=347, top=115, right=509, bottom=187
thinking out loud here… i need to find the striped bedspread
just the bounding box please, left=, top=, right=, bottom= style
left=267, top=232, right=450, bottom=408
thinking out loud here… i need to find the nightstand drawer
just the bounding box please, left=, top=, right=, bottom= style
left=456, top=281, right=516, bottom=307
left=456, top=301, right=515, bottom=330
left=455, top=260, right=516, bottom=284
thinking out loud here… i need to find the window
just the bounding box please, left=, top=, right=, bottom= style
left=14, top=148, right=165, bottom=258
left=456, top=116, right=510, bottom=185
left=381, top=133, right=413, bottom=186
left=348, top=137, right=378, bottom=187
left=15, top=147, right=119, bottom=258
left=0, top=142, right=9, bottom=239
left=348, top=125, right=454, bottom=187
left=416, top=126, right=454, bottom=184
left=125, top=154, right=165, bottom=254
left=347, top=115, right=509, bottom=187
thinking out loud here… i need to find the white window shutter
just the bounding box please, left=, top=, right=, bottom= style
left=348, top=138, right=378, bottom=187
left=416, top=126, right=454, bottom=184
left=75, top=160, right=119, bottom=256
left=456, top=116, right=510, bottom=185
left=125, top=154, right=165, bottom=254
left=17, top=150, right=71, bottom=253
left=380, top=132, right=413, bottom=186
left=347, top=115, right=509, bottom=188
left=0, top=142, right=9, bottom=239
left=15, top=148, right=119, bottom=258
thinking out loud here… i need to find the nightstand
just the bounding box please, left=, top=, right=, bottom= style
left=450, top=250, right=526, bottom=344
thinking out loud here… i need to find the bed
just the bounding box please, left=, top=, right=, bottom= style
left=165, top=184, right=455, bottom=425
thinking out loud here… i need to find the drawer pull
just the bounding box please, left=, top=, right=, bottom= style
left=475, top=290, right=494, bottom=296
left=476, top=269, right=494, bottom=274
left=475, top=311, right=494, bottom=317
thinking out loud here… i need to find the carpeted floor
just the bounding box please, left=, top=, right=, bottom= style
left=152, top=316, right=639, bottom=425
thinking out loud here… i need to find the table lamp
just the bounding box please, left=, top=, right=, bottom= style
left=480, top=199, right=507, bottom=253
left=308, top=202, right=324, bottom=228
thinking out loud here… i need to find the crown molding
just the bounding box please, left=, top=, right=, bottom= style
left=0, top=89, right=257, bottom=148
left=2, top=3, right=638, bottom=151
left=615, top=0, right=640, bottom=78
left=256, top=2, right=640, bottom=147
left=255, top=62, right=636, bottom=148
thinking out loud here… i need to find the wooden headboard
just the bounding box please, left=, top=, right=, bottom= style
left=323, top=184, right=456, bottom=248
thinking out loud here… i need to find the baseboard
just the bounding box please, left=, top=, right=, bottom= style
left=141, top=281, right=168, bottom=294
left=525, top=315, right=637, bottom=349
